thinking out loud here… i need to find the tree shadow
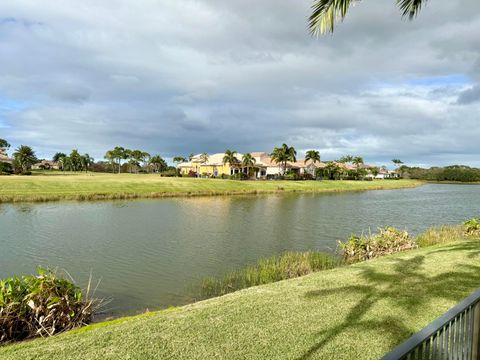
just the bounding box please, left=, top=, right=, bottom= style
left=297, top=247, right=480, bottom=360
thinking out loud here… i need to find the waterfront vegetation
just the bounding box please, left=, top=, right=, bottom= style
left=0, top=172, right=421, bottom=203
left=201, top=252, right=338, bottom=299
left=1, top=226, right=479, bottom=359
left=0, top=269, right=97, bottom=344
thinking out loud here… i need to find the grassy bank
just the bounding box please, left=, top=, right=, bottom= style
left=0, top=172, right=422, bottom=203
left=1, top=237, right=479, bottom=359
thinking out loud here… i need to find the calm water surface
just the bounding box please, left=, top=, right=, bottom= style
left=1, top=184, right=479, bottom=317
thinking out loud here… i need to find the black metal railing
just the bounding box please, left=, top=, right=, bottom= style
left=381, top=289, right=480, bottom=360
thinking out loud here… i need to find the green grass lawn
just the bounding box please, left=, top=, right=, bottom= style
left=1, top=240, right=479, bottom=359
left=0, top=172, right=422, bottom=203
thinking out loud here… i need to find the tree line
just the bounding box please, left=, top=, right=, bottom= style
left=0, top=138, right=171, bottom=175
left=400, top=165, right=480, bottom=183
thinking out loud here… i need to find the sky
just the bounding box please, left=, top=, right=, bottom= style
left=1, top=0, right=480, bottom=168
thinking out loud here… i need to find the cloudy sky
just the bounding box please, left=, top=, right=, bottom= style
left=1, top=0, right=480, bottom=167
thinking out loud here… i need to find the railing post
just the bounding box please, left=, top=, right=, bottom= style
left=472, top=302, right=480, bottom=360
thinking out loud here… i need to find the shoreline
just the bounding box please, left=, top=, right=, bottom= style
left=0, top=177, right=423, bottom=204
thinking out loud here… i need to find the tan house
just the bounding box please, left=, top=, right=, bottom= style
left=0, top=150, right=13, bottom=164
left=32, top=160, right=59, bottom=170
left=177, top=151, right=326, bottom=179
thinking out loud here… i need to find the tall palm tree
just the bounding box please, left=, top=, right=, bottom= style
left=200, top=152, right=209, bottom=164
left=305, top=150, right=321, bottom=176
left=13, top=145, right=37, bottom=174
left=352, top=156, right=364, bottom=169
left=309, top=0, right=428, bottom=35
left=242, top=153, right=256, bottom=179
left=81, top=154, right=94, bottom=172
left=223, top=150, right=239, bottom=167
left=104, top=150, right=116, bottom=173
left=271, top=144, right=296, bottom=175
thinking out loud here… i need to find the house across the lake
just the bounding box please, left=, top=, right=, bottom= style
left=177, top=152, right=326, bottom=179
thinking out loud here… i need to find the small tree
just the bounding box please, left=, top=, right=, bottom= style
left=242, top=153, right=256, bottom=179
left=305, top=150, right=321, bottom=176
left=13, top=145, right=37, bottom=174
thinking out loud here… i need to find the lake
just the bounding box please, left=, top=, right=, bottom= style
left=1, top=183, right=479, bottom=317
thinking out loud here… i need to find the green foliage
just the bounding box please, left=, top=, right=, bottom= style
left=201, top=251, right=338, bottom=298
left=401, top=165, right=480, bottom=182
left=0, top=162, right=13, bottom=175
left=0, top=268, right=98, bottom=344
left=12, top=145, right=37, bottom=174
left=463, top=218, right=480, bottom=236
left=338, top=227, right=416, bottom=263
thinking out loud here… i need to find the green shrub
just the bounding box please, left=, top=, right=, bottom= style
left=338, top=227, right=416, bottom=264
left=201, top=252, right=338, bottom=298
left=463, top=218, right=480, bottom=236
left=0, top=268, right=98, bottom=344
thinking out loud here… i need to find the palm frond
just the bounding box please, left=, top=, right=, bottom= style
left=397, top=0, right=427, bottom=19
left=308, top=0, right=356, bottom=35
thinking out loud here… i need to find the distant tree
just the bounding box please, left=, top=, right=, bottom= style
left=13, top=145, right=37, bottom=174
left=81, top=153, right=94, bottom=172
left=370, top=166, right=380, bottom=178
left=200, top=152, right=209, bottom=164
left=67, top=149, right=83, bottom=171
left=305, top=150, right=321, bottom=176
left=223, top=150, right=239, bottom=170
left=321, top=162, right=342, bottom=180
left=188, top=153, right=195, bottom=161
left=173, top=156, right=187, bottom=164
left=392, top=159, right=404, bottom=168
left=52, top=152, right=66, bottom=163
left=105, top=146, right=127, bottom=174
left=242, top=153, right=256, bottom=178
left=0, top=139, right=10, bottom=156
left=149, top=155, right=167, bottom=173
left=352, top=156, right=364, bottom=169
left=271, top=144, right=296, bottom=175
left=339, top=155, right=354, bottom=164
left=104, top=150, right=116, bottom=173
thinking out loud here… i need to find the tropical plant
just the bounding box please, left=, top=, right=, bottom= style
left=223, top=150, right=239, bottom=173
left=305, top=150, right=321, bottom=176
left=392, top=159, right=404, bottom=168
left=338, top=227, right=416, bottom=264
left=81, top=154, right=94, bottom=172
left=309, top=0, right=428, bottom=35
left=173, top=156, right=187, bottom=164
left=149, top=155, right=167, bottom=173
left=104, top=147, right=127, bottom=174
left=242, top=153, right=256, bottom=178
left=271, top=144, right=297, bottom=175
left=0, top=268, right=98, bottom=343
left=369, top=166, right=380, bottom=177
left=352, top=156, right=364, bottom=169
left=338, top=155, right=353, bottom=164
left=12, top=145, right=37, bottom=174
left=200, top=152, right=209, bottom=164
left=463, top=218, right=480, bottom=236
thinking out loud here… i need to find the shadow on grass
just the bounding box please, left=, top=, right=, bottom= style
left=298, top=242, right=480, bottom=360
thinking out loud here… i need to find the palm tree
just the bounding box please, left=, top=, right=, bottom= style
left=81, top=154, right=94, bottom=172
left=13, top=145, right=37, bottom=174
left=173, top=156, right=187, bottom=164
left=392, top=159, right=404, bottom=168
left=242, top=153, right=256, bottom=179
left=223, top=150, right=239, bottom=167
left=104, top=150, right=116, bottom=173
left=352, top=156, right=364, bottom=169
left=370, top=166, right=380, bottom=178
left=305, top=150, right=321, bottom=176
left=271, top=144, right=297, bottom=175
left=200, top=152, right=209, bottom=164
left=149, top=155, right=167, bottom=173
left=309, top=0, right=427, bottom=35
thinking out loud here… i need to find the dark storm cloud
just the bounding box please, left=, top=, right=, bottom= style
left=1, top=0, right=480, bottom=166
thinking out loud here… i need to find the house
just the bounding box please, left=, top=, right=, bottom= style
left=32, top=160, right=59, bottom=170
left=374, top=168, right=399, bottom=179
left=0, top=150, right=13, bottom=164
left=177, top=151, right=326, bottom=179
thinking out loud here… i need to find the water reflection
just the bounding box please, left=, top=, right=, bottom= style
left=0, top=184, right=479, bottom=317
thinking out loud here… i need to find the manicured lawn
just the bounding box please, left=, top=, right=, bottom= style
left=0, top=172, right=422, bottom=202
left=1, top=240, right=479, bottom=359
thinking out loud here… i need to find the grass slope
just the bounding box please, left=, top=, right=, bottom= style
left=1, top=241, right=479, bottom=359
left=0, top=172, right=421, bottom=203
